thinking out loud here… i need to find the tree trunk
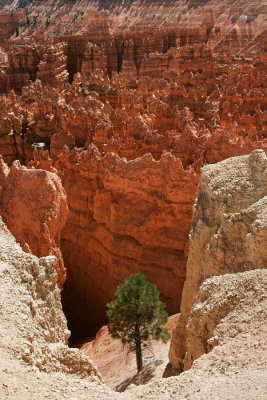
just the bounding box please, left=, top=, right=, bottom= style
left=135, top=321, right=142, bottom=372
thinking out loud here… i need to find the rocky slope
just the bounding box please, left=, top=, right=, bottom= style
left=128, top=268, right=267, bottom=399
left=1, top=1, right=266, bottom=51
left=0, top=216, right=121, bottom=400
left=1, top=215, right=266, bottom=399
left=0, top=0, right=266, bottom=90
left=169, top=149, right=267, bottom=372
left=80, top=314, right=179, bottom=389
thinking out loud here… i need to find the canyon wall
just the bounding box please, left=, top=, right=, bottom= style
left=0, top=156, right=68, bottom=288
left=0, top=42, right=265, bottom=338
left=0, top=1, right=265, bottom=396
left=1, top=190, right=266, bottom=399
left=56, top=147, right=197, bottom=337
left=0, top=46, right=266, bottom=166
left=0, top=0, right=266, bottom=91
left=129, top=267, right=267, bottom=399
left=0, top=9, right=25, bottom=42
left=0, top=42, right=69, bottom=93
left=169, top=149, right=267, bottom=372
left=0, top=0, right=265, bottom=340
left=1, top=0, right=265, bottom=53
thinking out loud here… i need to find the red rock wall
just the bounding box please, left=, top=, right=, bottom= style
left=0, top=0, right=265, bottom=339
left=0, top=41, right=265, bottom=338
left=54, top=146, right=197, bottom=336
left=0, top=42, right=69, bottom=93
left=0, top=157, right=68, bottom=288
left=0, top=10, right=25, bottom=42
left=1, top=0, right=264, bottom=54
left=0, top=0, right=265, bottom=88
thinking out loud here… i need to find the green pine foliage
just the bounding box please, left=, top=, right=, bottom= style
left=107, top=272, right=170, bottom=372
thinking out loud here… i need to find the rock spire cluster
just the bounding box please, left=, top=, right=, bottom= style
left=0, top=0, right=266, bottom=338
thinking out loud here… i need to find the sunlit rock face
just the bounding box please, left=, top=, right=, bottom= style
left=56, top=147, right=197, bottom=337
left=169, top=150, right=267, bottom=372
left=0, top=156, right=68, bottom=289
left=0, top=0, right=266, bottom=338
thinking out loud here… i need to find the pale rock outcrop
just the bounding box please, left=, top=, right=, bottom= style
left=0, top=217, right=101, bottom=378
left=183, top=269, right=267, bottom=371
left=129, top=268, right=267, bottom=399
left=0, top=217, right=125, bottom=400
left=169, top=149, right=267, bottom=371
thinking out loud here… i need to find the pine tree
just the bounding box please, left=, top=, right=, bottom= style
left=107, top=272, right=170, bottom=372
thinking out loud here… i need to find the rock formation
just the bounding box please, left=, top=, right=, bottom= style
left=129, top=268, right=267, bottom=399
left=0, top=1, right=265, bottom=398
left=0, top=0, right=266, bottom=89
left=57, top=146, right=197, bottom=337
left=0, top=43, right=69, bottom=93
left=36, top=43, right=69, bottom=90
left=0, top=9, right=25, bottom=42
left=0, top=156, right=68, bottom=288
left=169, top=150, right=267, bottom=372
left=0, top=217, right=122, bottom=400
left=0, top=0, right=265, bottom=342
left=81, top=314, right=179, bottom=389
left=1, top=202, right=266, bottom=399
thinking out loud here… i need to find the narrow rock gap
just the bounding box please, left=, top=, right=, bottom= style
left=61, top=275, right=107, bottom=346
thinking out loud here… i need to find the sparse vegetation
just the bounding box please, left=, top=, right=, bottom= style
left=107, top=272, right=170, bottom=373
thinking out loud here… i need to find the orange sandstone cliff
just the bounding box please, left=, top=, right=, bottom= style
left=0, top=0, right=265, bottom=340
left=0, top=156, right=68, bottom=288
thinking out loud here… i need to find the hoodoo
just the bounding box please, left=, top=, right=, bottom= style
left=0, top=0, right=266, bottom=398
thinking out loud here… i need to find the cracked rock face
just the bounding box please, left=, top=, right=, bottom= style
left=183, top=269, right=267, bottom=372
left=169, top=150, right=267, bottom=371
left=0, top=0, right=266, bottom=346
left=0, top=217, right=101, bottom=379
left=127, top=268, right=267, bottom=400
left=58, top=146, right=197, bottom=336
left=0, top=157, right=69, bottom=289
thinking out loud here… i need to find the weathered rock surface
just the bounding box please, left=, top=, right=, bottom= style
left=56, top=146, right=197, bottom=337
left=0, top=1, right=265, bottom=399
left=0, top=46, right=264, bottom=337
left=0, top=43, right=69, bottom=93
left=1, top=0, right=265, bottom=52
left=0, top=46, right=265, bottom=164
left=0, top=0, right=266, bottom=90
left=0, top=0, right=265, bottom=345
left=0, top=217, right=124, bottom=400
left=80, top=314, right=179, bottom=389
left=0, top=10, right=25, bottom=42
left=1, top=211, right=266, bottom=400
left=169, top=149, right=267, bottom=372
left=128, top=268, right=267, bottom=399
left=0, top=219, right=96, bottom=375
left=0, top=157, right=68, bottom=288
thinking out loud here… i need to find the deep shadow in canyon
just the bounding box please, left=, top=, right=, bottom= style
left=61, top=256, right=110, bottom=342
